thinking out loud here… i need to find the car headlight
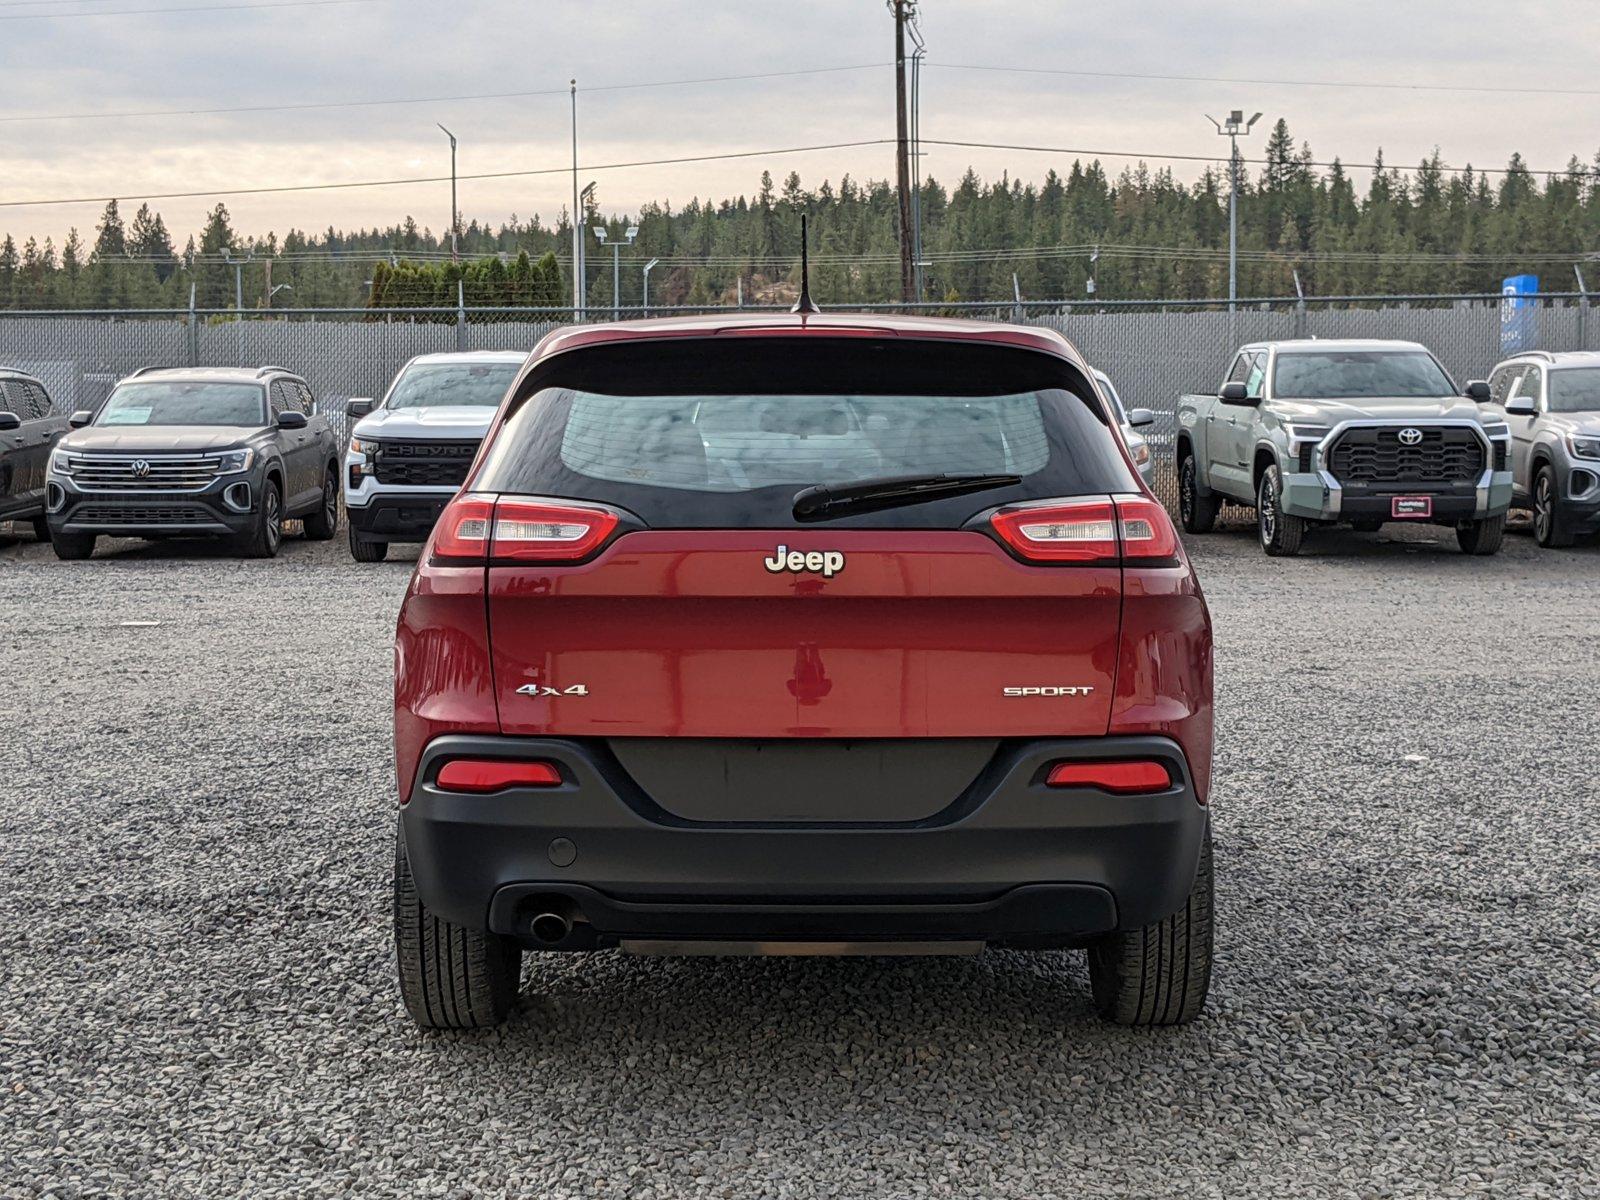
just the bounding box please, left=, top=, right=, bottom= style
left=1480, top=423, right=1510, bottom=439
left=48, top=448, right=72, bottom=475
left=1129, top=438, right=1151, bottom=466
left=350, top=437, right=377, bottom=457
left=1284, top=423, right=1329, bottom=442
left=216, top=448, right=254, bottom=474
left=1569, top=434, right=1600, bottom=460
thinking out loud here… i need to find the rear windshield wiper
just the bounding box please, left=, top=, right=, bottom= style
left=792, top=472, right=1022, bottom=522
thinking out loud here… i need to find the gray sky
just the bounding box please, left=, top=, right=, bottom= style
left=1, top=0, right=1597, bottom=247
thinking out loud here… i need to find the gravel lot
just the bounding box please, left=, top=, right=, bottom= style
left=1, top=516, right=1597, bottom=1199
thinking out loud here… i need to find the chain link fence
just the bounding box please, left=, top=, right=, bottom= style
left=4, top=292, right=1590, bottom=512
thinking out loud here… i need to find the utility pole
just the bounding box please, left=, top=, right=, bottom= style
left=437, top=124, right=459, bottom=262
left=1207, top=110, right=1261, bottom=313
left=570, top=80, right=582, bottom=312
left=222, top=249, right=253, bottom=366
left=908, top=32, right=926, bottom=302
left=891, top=0, right=917, bottom=304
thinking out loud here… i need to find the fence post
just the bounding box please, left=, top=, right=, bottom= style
left=186, top=283, right=198, bottom=366
left=1576, top=266, right=1590, bottom=351
left=456, top=281, right=467, bottom=351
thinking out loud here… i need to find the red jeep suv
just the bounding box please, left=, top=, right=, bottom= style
left=392, top=313, right=1214, bottom=1029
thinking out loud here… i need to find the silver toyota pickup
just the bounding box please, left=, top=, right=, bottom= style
left=1175, top=339, right=1514, bottom=556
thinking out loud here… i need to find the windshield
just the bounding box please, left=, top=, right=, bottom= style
left=385, top=362, right=520, bottom=410
left=98, top=382, right=265, bottom=427
left=473, top=337, right=1133, bottom=530
left=1273, top=351, right=1456, bottom=400
left=1548, top=368, right=1600, bottom=413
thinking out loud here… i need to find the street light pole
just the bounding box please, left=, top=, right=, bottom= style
left=1208, top=110, right=1261, bottom=312
left=592, top=225, right=639, bottom=320
left=642, top=257, right=660, bottom=315
left=570, top=80, right=582, bottom=312
left=437, top=124, right=459, bottom=263
left=222, top=249, right=254, bottom=366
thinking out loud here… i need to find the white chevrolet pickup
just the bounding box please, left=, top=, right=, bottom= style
left=342, top=350, right=525, bottom=562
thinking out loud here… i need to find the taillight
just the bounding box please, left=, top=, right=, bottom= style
left=432, top=494, right=495, bottom=561
left=430, top=494, right=620, bottom=564
left=435, top=759, right=562, bottom=793
left=1046, top=760, right=1172, bottom=794
left=990, top=495, right=1179, bottom=564
left=491, top=498, right=619, bottom=562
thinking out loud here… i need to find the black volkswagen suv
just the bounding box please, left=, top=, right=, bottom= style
left=46, top=366, right=342, bottom=559
left=1, top=367, right=68, bottom=541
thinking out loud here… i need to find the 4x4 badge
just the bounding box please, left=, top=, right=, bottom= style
left=763, top=545, right=845, bottom=577
left=516, top=683, right=589, bottom=697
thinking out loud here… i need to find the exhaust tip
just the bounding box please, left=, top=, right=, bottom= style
left=530, top=912, right=573, bottom=945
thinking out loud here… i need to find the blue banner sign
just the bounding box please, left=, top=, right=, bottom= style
left=1501, top=274, right=1539, bottom=355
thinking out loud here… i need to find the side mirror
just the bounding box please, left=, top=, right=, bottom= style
left=345, top=397, right=374, bottom=418
left=1464, top=380, right=1492, bottom=403
left=276, top=410, right=309, bottom=430
left=1219, top=382, right=1256, bottom=405
left=69, top=410, right=94, bottom=428
left=1504, top=395, right=1537, bottom=417
left=0, top=411, right=20, bottom=432
left=1126, top=407, right=1155, bottom=428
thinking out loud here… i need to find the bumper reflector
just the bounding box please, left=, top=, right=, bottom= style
left=435, top=759, right=562, bottom=793
left=1046, top=760, right=1172, bottom=794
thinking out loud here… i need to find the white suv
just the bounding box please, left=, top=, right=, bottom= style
left=343, top=351, right=525, bottom=562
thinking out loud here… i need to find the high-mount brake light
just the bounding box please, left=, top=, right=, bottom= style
left=491, top=498, right=620, bottom=562
left=990, top=495, right=1179, bottom=564
left=430, top=495, right=619, bottom=563
left=435, top=759, right=562, bottom=793
left=1046, top=760, right=1173, bottom=794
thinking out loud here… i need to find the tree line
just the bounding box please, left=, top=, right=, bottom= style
left=3, top=120, right=1599, bottom=311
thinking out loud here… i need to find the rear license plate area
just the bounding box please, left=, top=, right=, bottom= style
left=1391, top=496, right=1433, bottom=518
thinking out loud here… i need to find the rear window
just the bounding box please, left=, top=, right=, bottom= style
left=475, top=337, right=1134, bottom=529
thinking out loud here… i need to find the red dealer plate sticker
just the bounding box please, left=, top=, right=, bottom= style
left=1392, top=496, right=1433, bottom=518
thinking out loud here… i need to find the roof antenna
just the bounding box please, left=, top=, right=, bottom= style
left=791, top=214, right=820, bottom=315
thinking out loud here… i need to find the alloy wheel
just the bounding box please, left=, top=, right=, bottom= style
left=1534, top=474, right=1552, bottom=544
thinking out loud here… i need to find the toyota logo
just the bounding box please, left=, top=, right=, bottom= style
left=131, top=459, right=151, bottom=477
left=1397, top=428, right=1424, bottom=446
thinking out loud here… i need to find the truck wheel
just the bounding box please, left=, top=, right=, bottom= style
left=394, top=819, right=521, bottom=1030
left=302, top=468, right=339, bottom=540
left=348, top=522, right=388, bottom=562
left=1457, top=513, right=1506, bottom=556
left=51, top=530, right=96, bottom=560
left=31, top=516, right=50, bottom=542
left=1256, top=465, right=1305, bottom=557
left=237, top=479, right=283, bottom=558
left=1088, top=823, right=1213, bottom=1026
left=1178, top=454, right=1220, bottom=534
left=1533, top=466, right=1576, bottom=548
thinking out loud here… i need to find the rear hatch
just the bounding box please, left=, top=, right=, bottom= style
left=459, top=334, right=1148, bottom=820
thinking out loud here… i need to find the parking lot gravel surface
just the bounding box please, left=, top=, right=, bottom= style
left=1, top=516, right=1597, bottom=1199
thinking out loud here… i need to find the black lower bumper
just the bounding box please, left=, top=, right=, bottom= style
left=400, top=735, right=1209, bottom=949
left=346, top=494, right=450, bottom=542
left=1558, top=497, right=1600, bottom=535
left=1337, top=487, right=1482, bottom=523
left=48, top=487, right=253, bottom=537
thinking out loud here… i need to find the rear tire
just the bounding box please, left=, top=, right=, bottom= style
left=1533, top=465, right=1575, bottom=548
left=1088, top=824, right=1213, bottom=1026
left=31, top=516, right=50, bottom=542
left=302, top=468, right=339, bottom=540
left=1457, top=513, right=1506, bottom=556
left=1256, top=464, right=1305, bottom=557
left=51, top=530, right=95, bottom=560
left=237, top=478, right=283, bottom=559
left=394, top=820, right=521, bottom=1030
left=348, top=521, right=388, bottom=562
left=1178, top=454, right=1220, bottom=534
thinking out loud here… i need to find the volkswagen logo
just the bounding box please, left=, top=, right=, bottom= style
left=130, top=459, right=151, bottom=477
left=1397, top=428, right=1424, bottom=446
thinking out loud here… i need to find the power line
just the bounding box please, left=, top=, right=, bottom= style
left=0, top=0, right=374, bottom=17
left=0, top=64, right=889, bottom=125
left=935, top=60, right=1600, bottom=101
left=0, top=139, right=895, bottom=208
left=920, top=138, right=1597, bottom=179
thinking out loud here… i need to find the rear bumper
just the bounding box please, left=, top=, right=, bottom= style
left=400, top=735, right=1209, bottom=948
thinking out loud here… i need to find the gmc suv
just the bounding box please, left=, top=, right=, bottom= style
left=343, top=351, right=525, bottom=562
left=391, top=313, right=1216, bottom=1030
left=45, top=366, right=341, bottom=559
left=1176, top=339, right=1513, bottom=555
